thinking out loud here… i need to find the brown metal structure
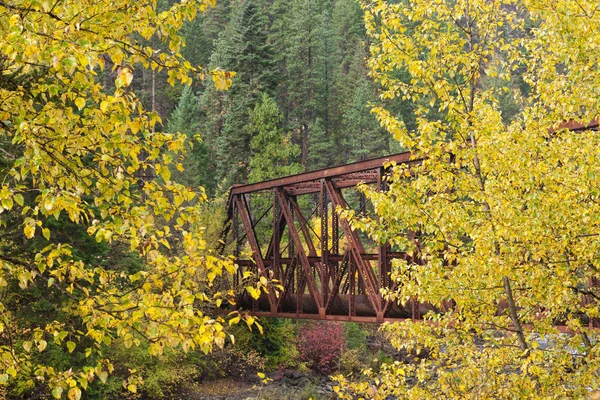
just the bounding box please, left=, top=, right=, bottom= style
left=224, top=151, right=430, bottom=323
left=223, top=119, right=599, bottom=324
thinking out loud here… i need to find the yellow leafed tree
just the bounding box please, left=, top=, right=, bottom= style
left=334, top=0, right=600, bottom=398
left=0, top=0, right=246, bottom=398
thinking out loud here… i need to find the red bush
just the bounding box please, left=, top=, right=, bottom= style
left=297, top=321, right=344, bottom=374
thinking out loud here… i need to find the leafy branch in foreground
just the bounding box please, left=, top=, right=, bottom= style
left=0, top=0, right=250, bottom=397
left=335, top=0, right=600, bottom=398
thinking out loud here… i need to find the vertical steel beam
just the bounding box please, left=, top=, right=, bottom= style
left=377, top=167, right=389, bottom=293
left=332, top=207, right=339, bottom=255
left=320, top=180, right=329, bottom=305
left=272, top=189, right=281, bottom=281
left=234, top=195, right=278, bottom=313
left=276, top=188, right=325, bottom=316
left=349, top=260, right=356, bottom=317
left=233, top=201, right=239, bottom=258
left=325, top=180, right=383, bottom=320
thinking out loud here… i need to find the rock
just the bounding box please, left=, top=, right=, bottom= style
left=297, top=376, right=309, bottom=386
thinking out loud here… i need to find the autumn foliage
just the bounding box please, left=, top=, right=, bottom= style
left=0, top=0, right=244, bottom=398
left=334, top=0, right=600, bottom=398
left=297, top=321, right=344, bottom=375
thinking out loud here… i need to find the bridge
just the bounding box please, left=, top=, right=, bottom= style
left=223, top=151, right=437, bottom=323
left=223, top=120, right=599, bottom=324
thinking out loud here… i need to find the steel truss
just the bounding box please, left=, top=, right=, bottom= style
left=224, top=152, right=437, bottom=322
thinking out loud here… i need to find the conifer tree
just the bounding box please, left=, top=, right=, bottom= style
left=248, top=93, right=302, bottom=183
left=166, top=86, right=216, bottom=194
left=279, top=0, right=321, bottom=167
left=213, top=0, right=278, bottom=186
left=306, top=117, right=332, bottom=170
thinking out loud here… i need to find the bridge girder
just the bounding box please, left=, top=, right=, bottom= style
left=224, top=152, right=434, bottom=322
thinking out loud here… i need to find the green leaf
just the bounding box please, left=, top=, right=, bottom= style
left=67, top=341, right=76, bottom=353
left=52, top=387, right=63, bottom=399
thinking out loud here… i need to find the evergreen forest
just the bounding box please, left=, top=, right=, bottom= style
left=2, top=0, right=600, bottom=398
left=159, top=0, right=403, bottom=193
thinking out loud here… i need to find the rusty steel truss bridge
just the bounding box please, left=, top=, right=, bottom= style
left=223, top=120, right=599, bottom=324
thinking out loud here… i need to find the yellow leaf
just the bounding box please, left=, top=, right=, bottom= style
left=120, top=68, right=133, bottom=87
left=68, top=387, right=81, bottom=400
left=75, top=97, right=85, bottom=110
left=67, top=341, right=76, bottom=353
left=24, top=224, right=34, bottom=239
left=98, top=371, right=108, bottom=384
left=52, top=387, right=63, bottom=399
left=246, top=286, right=260, bottom=300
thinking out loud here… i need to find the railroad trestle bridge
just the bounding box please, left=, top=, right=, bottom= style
left=223, top=151, right=438, bottom=323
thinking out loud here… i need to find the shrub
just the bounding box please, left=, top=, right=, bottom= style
left=229, top=318, right=300, bottom=370
left=339, top=348, right=364, bottom=375
left=93, top=339, right=219, bottom=399
left=344, top=322, right=368, bottom=350
left=297, top=321, right=344, bottom=375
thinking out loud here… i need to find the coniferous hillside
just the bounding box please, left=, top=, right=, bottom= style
left=154, top=0, right=403, bottom=194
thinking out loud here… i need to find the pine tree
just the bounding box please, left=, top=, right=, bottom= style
left=306, top=117, right=332, bottom=170
left=229, top=0, right=278, bottom=95
left=211, top=0, right=279, bottom=187
left=181, top=0, right=232, bottom=67
left=278, top=0, right=321, bottom=167
left=166, top=86, right=217, bottom=194
left=248, top=93, right=302, bottom=183
left=344, top=76, right=388, bottom=162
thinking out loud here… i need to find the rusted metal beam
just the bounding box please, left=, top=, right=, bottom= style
left=229, top=151, right=414, bottom=197
left=234, top=195, right=278, bottom=313
left=325, top=180, right=384, bottom=320
left=276, top=188, right=325, bottom=315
